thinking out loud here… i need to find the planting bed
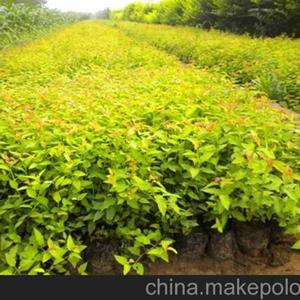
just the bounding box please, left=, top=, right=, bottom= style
left=114, top=21, right=300, bottom=112
left=88, top=222, right=300, bottom=275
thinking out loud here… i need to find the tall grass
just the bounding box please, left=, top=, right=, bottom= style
left=0, top=4, right=78, bottom=49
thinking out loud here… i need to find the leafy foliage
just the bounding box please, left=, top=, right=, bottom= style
left=0, top=21, right=300, bottom=275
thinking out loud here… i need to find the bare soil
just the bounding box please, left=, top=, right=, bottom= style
left=147, top=252, right=300, bottom=275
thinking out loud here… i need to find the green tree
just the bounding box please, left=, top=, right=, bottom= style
left=119, top=0, right=300, bottom=37
left=95, top=8, right=111, bottom=20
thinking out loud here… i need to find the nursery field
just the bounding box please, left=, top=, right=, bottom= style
left=0, top=21, right=300, bottom=275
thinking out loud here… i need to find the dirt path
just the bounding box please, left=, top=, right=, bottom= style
left=270, top=101, right=300, bottom=120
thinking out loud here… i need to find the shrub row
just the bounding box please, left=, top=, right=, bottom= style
left=0, top=21, right=299, bottom=275
left=113, top=21, right=300, bottom=112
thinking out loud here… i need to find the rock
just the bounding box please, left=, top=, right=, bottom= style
left=234, top=222, right=271, bottom=257
left=268, top=244, right=291, bottom=267
left=268, top=224, right=292, bottom=267
left=86, top=239, right=121, bottom=275
left=177, top=230, right=209, bottom=259
left=207, top=230, right=236, bottom=260
left=270, top=225, right=284, bottom=244
left=270, top=225, right=296, bottom=245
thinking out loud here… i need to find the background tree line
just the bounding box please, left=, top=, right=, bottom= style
left=112, top=0, right=300, bottom=37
